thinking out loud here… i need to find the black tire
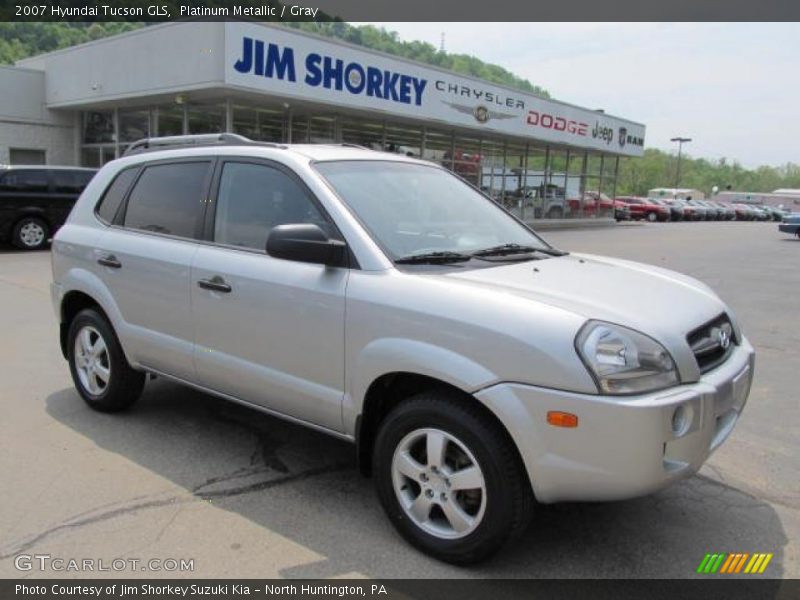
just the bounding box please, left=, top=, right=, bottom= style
left=646, top=211, right=658, bottom=222
left=546, top=206, right=564, bottom=219
left=12, top=216, right=49, bottom=250
left=67, top=308, right=145, bottom=412
left=373, top=390, right=533, bottom=564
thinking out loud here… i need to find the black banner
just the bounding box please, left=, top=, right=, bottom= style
left=2, top=0, right=800, bottom=22
left=3, top=579, right=799, bottom=600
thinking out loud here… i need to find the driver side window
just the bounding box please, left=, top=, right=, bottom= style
left=213, top=162, right=328, bottom=251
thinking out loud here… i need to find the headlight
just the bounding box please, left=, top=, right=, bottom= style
left=576, top=321, right=679, bottom=394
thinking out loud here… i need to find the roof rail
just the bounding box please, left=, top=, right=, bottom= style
left=123, top=133, right=283, bottom=156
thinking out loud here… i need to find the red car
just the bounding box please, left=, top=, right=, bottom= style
left=616, top=196, right=671, bottom=222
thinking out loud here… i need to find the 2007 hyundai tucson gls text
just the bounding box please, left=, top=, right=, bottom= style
left=51, top=134, right=755, bottom=564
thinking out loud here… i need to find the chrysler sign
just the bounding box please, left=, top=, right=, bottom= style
left=225, top=23, right=645, bottom=156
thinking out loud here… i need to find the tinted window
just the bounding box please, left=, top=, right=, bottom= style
left=123, top=162, right=210, bottom=238
left=214, top=162, right=327, bottom=250
left=96, top=168, right=139, bottom=224
left=0, top=169, right=49, bottom=193
left=51, top=170, right=96, bottom=194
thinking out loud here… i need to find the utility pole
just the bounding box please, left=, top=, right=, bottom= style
left=670, top=137, right=692, bottom=193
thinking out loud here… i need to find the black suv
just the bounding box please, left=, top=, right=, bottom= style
left=0, top=166, right=97, bottom=250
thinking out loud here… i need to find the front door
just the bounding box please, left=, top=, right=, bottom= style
left=191, top=159, right=348, bottom=432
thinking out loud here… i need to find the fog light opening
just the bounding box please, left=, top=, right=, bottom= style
left=671, top=404, right=691, bottom=437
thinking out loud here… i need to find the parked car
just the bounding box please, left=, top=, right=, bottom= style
left=567, top=191, right=618, bottom=220
left=707, top=201, right=736, bottom=221
left=51, top=134, right=755, bottom=564
left=778, top=213, right=800, bottom=238
left=514, top=184, right=567, bottom=219
left=616, top=196, right=670, bottom=222
left=663, top=198, right=700, bottom=221
left=731, top=203, right=757, bottom=221
left=649, top=198, right=682, bottom=221
left=613, top=200, right=631, bottom=221
left=0, top=165, right=97, bottom=250
left=751, top=206, right=772, bottom=221
left=686, top=199, right=713, bottom=221
left=755, top=205, right=783, bottom=222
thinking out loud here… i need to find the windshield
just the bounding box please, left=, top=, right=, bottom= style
left=314, top=160, right=550, bottom=260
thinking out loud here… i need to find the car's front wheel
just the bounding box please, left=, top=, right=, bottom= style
left=647, top=212, right=658, bottom=222
left=12, top=217, right=49, bottom=250
left=373, top=391, right=533, bottom=564
left=67, top=308, right=145, bottom=412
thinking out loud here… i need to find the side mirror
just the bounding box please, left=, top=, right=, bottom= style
left=266, top=223, right=346, bottom=267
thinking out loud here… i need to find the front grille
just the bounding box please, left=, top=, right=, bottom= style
left=687, top=314, right=736, bottom=373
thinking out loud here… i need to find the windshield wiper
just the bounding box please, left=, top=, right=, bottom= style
left=394, top=251, right=472, bottom=265
left=471, top=243, right=568, bottom=258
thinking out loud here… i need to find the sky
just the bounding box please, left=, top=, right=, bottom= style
left=363, top=23, right=800, bottom=168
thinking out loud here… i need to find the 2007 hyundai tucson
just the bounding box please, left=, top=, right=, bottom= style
left=51, top=134, right=754, bottom=564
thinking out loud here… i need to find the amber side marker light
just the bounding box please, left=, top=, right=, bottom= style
left=547, top=411, right=579, bottom=428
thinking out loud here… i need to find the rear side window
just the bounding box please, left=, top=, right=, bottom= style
left=96, top=168, right=139, bottom=224
left=0, top=169, right=49, bottom=192
left=123, top=162, right=210, bottom=238
left=51, top=170, right=95, bottom=194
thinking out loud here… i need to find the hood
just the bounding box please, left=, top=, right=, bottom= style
left=436, top=253, right=733, bottom=377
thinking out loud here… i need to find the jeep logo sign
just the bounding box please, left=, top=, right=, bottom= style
left=224, top=23, right=646, bottom=156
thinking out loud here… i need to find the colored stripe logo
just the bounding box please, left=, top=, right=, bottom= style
left=697, top=553, right=773, bottom=574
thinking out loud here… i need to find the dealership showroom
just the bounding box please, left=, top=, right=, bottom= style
left=0, top=21, right=644, bottom=221
left=0, top=19, right=797, bottom=585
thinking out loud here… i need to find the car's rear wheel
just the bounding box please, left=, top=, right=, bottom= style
left=67, top=308, right=145, bottom=412
left=12, top=217, right=49, bottom=250
left=373, top=391, right=533, bottom=564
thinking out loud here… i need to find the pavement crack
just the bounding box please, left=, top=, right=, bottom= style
left=0, top=463, right=350, bottom=560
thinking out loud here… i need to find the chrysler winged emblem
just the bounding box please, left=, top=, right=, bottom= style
left=443, top=101, right=517, bottom=124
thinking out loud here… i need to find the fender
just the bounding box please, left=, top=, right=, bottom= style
left=343, top=337, right=500, bottom=436
left=58, top=266, right=139, bottom=368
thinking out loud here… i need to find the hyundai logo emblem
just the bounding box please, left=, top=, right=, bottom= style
left=717, top=328, right=731, bottom=350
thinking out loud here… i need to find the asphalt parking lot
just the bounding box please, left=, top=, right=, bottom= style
left=0, top=222, right=797, bottom=579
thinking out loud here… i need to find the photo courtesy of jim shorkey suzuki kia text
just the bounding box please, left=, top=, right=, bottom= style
left=15, top=584, right=388, bottom=597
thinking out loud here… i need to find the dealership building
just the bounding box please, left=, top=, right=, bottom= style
left=0, top=21, right=646, bottom=219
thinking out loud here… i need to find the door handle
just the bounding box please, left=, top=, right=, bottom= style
left=197, top=276, right=232, bottom=293
left=97, top=254, right=122, bottom=269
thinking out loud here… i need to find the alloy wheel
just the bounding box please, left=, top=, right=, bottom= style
left=391, top=427, right=487, bottom=539
left=73, top=325, right=111, bottom=395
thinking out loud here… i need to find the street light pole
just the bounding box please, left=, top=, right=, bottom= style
left=670, top=137, right=692, bottom=193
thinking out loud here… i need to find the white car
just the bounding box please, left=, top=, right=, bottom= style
left=51, top=134, right=754, bottom=563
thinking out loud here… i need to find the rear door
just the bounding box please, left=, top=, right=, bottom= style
left=190, top=158, right=348, bottom=431
left=95, top=159, right=213, bottom=380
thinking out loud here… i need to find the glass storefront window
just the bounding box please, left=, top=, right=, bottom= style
left=118, top=109, right=150, bottom=143
left=341, top=117, right=384, bottom=149
left=156, top=105, right=184, bottom=137
left=83, top=111, right=115, bottom=144
left=187, top=103, right=224, bottom=134
left=232, top=105, right=284, bottom=142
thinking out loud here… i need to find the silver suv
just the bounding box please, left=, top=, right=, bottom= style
left=51, top=134, right=755, bottom=564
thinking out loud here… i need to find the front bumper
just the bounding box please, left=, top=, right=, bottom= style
left=778, top=223, right=799, bottom=234
left=476, top=337, right=755, bottom=503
